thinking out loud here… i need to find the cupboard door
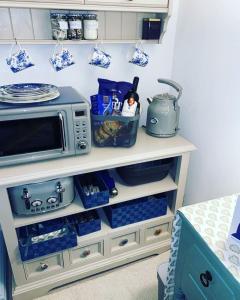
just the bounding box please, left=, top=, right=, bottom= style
left=85, top=0, right=168, bottom=8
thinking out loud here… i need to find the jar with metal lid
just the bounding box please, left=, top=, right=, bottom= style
left=67, top=14, right=83, bottom=40
left=50, top=13, right=68, bottom=40
left=83, top=14, right=98, bottom=40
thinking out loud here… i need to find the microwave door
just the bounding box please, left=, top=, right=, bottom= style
left=0, top=115, right=64, bottom=157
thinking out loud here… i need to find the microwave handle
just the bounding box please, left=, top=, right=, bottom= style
left=58, top=112, right=66, bottom=152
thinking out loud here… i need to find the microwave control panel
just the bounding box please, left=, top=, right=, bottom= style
left=73, top=104, right=91, bottom=154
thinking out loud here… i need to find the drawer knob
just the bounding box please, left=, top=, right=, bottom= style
left=200, top=270, right=212, bottom=287
left=40, top=263, right=48, bottom=271
left=82, top=250, right=91, bottom=257
left=154, top=229, right=162, bottom=236
left=119, top=239, right=128, bottom=246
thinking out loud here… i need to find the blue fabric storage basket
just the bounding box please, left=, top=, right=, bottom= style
left=19, top=218, right=65, bottom=238
left=18, top=223, right=77, bottom=261
left=75, top=173, right=109, bottom=209
left=68, top=210, right=101, bottom=236
left=104, top=194, right=168, bottom=228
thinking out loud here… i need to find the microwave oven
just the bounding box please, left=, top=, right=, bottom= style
left=0, top=86, right=91, bottom=167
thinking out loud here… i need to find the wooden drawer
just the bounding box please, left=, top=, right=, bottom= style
left=144, top=222, right=171, bottom=245
left=24, top=253, right=64, bottom=280
left=110, top=230, right=140, bottom=255
left=70, top=241, right=104, bottom=265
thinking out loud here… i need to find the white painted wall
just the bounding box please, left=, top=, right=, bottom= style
left=0, top=2, right=179, bottom=127
left=172, top=0, right=240, bottom=205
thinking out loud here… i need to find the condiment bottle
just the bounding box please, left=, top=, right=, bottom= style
left=121, top=77, right=140, bottom=117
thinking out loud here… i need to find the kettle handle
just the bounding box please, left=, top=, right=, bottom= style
left=157, top=79, right=183, bottom=101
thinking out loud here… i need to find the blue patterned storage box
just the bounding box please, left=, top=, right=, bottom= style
left=68, top=210, right=101, bottom=236
left=75, top=173, right=109, bottom=209
left=17, top=221, right=77, bottom=261
left=104, top=194, right=168, bottom=228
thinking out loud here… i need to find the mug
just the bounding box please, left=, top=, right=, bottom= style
left=89, top=47, right=111, bottom=69
left=50, top=44, right=75, bottom=72
left=129, top=47, right=149, bottom=67
left=6, top=43, right=34, bottom=73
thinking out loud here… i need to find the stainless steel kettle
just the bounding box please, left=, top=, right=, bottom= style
left=146, top=79, right=182, bottom=138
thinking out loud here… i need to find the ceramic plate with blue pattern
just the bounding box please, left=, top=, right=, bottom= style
left=0, top=83, right=60, bottom=103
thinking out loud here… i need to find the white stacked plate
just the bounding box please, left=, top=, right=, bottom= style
left=0, top=83, right=60, bottom=104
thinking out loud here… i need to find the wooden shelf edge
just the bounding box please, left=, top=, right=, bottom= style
left=14, top=174, right=177, bottom=228
left=0, top=39, right=160, bottom=45
left=0, top=2, right=169, bottom=13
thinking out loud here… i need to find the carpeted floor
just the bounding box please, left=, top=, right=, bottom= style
left=36, top=251, right=169, bottom=300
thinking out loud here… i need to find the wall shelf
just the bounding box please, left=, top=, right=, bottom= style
left=0, top=7, right=171, bottom=44
left=0, top=39, right=160, bottom=45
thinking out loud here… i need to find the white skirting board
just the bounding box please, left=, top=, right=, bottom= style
left=0, top=228, right=7, bottom=300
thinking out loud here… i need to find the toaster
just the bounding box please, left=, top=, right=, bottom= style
left=8, top=177, right=75, bottom=215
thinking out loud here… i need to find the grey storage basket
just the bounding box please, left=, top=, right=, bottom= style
left=91, top=112, right=140, bottom=147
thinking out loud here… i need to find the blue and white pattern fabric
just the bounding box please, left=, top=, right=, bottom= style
left=89, top=47, right=111, bottom=69
left=50, top=47, right=75, bottom=72
left=164, top=212, right=182, bottom=300
left=6, top=47, right=34, bottom=73
left=129, top=47, right=149, bottom=67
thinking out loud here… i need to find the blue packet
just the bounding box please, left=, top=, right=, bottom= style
left=90, top=94, right=113, bottom=115
left=98, top=79, right=133, bottom=104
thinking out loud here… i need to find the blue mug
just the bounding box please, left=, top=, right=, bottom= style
left=6, top=44, right=34, bottom=73
left=129, top=47, right=149, bottom=67
left=89, top=47, right=111, bottom=69
left=50, top=45, right=75, bottom=72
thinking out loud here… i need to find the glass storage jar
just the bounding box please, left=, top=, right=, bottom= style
left=83, top=14, right=98, bottom=40
left=50, top=13, right=68, bottom=40
left=68, top=13, right=83, bottom=40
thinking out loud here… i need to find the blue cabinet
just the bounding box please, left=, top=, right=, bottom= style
left=174, top=216, right=240, bottom=300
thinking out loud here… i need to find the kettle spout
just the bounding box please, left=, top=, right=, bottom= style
left=147, top=97, right=153, bottom=104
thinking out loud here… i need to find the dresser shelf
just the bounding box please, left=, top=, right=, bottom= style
left=13, top=173, right=177, bottom=228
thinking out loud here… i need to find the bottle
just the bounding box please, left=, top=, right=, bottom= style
left=121, top=77, right=139, bottom=117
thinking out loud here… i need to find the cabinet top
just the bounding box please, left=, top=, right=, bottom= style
left=0, top=128, right=195, bottom=187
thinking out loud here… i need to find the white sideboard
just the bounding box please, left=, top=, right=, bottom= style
left=0, top=128, right=195, bottom=300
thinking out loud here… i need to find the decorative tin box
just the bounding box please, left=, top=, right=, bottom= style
left=104, top=193, right=168, bottom=228
left=17, top=219, right=77, bottom=261
left=68, top=210, right=101, bottom=236
left=75, top=173, right=109, bottom=209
